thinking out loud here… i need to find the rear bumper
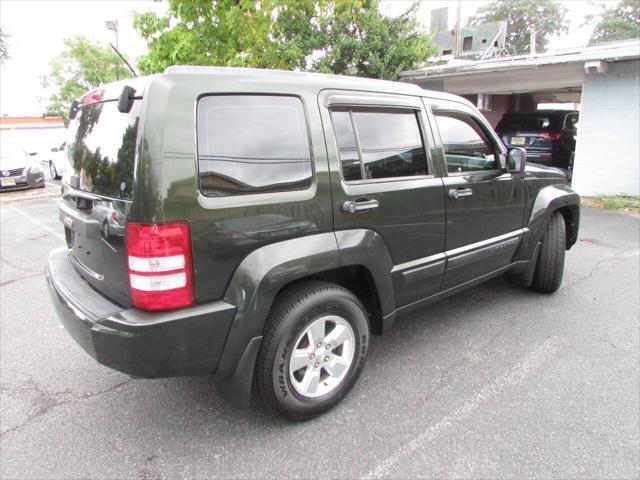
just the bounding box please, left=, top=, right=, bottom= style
left=46, top=247, right=236, bottom=378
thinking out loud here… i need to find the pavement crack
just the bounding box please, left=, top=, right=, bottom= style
left=566, top=247, right=640, bottom=288
left=0, top=377, right=133, bottom=440
left=0, top=272, right=43, bottom=287
left=0, top=257, right=42, bottom=274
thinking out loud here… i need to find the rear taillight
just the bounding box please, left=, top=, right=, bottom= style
left=125, top=222, right=194, bottom=311
left=83, top=89, right=104, bottom=106
left=539, top=132, right=562, bottom=141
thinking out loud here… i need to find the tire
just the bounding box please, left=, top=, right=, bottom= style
left=49, top=161, right=60, bottom=180
left=256, top=280, right=370, bottom=421
left=532, top=211, right=566, bottom=293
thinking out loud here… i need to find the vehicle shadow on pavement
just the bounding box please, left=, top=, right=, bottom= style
left=110, top=275, right=531, bottom=429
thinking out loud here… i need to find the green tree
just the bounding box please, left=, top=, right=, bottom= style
left=468, top=0, right=568, bottom=55
left=41, top=35, right=132, bottom=118
left=0, top=27, right=8, bottom=63
left=589, top=0, right=640, bottom=44
left=133, top=0, right=434, bottom=80
left=312, top=1, right=434, bottom=79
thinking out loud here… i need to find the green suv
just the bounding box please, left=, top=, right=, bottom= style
left=46, top=67, right=580, bottom=420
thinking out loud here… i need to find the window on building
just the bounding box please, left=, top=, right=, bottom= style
left=331, top=108, right=428, bottom=182
left=463, top=36, right=473, bottom=51
left=197, top=95, right=312, bottom=197
left=433, top=112, right=497, bottom=174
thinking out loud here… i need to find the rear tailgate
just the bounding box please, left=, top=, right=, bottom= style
left=61, top=82, right=146, bottom=306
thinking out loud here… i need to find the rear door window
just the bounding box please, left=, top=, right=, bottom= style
left=196, top=95, right=312, bottom=197
left=330, top=108, right=427, bottom=182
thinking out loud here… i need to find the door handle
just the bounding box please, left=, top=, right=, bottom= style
left=342, top=199, right=379, bottom=213
left=448, top=188, right=473, bottom=200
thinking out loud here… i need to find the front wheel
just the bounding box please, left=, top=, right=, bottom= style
left=256, top=281, right=370, bottom=421
left=49, top=161, right=60, bottom=180
left=531, top=211, right=566, bottom=293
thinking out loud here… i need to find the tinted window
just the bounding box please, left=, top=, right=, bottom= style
left=496, top=114, right=561, bottom=132
left=67, top=100, right=140, bottom=199
left=197, top=95, right=312, bottom=197
left=564, top=113, right=579, bottom=130
left=434, top=112, right=497, bottom=174
left=331, top=108, right=427, bottom=181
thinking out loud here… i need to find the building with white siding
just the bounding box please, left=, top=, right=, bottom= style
left=401, top=39, right=640, bottom=196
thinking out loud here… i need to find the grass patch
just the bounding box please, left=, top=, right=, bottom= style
left=582, top=196, right=640, bottom=214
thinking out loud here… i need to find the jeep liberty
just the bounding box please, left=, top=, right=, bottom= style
left=46, top=67, right=580, bottom=420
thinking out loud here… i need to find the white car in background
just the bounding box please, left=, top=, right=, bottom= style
left=48, top=141, right=67, bottom=179
left=0, top=143, right=45, bottom=191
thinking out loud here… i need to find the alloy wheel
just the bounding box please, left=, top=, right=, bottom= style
left=288, top=315, right=355, bottom=398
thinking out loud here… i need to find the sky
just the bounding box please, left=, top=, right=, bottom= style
left=0, top=0, right=620, bottom=117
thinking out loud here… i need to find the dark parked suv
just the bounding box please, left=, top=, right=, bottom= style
left=496, top=110, right=579, bottom=171
left=47, top=67, right=580, bottom=420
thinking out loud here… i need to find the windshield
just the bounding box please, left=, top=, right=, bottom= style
left=66, top=100, right=141, bottom=199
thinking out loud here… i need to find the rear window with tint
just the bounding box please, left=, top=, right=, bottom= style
left=67, top=100, right=140, bottom=199
left=497, top=114, right=561, bottom=132
left=197, top=95, right=312, bottom=197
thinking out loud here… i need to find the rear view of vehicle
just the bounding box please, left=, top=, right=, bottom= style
left=0, top=142, right=45, bottom=191
left=46, top=77, right=236, bottom=381
left=496, top=110, right=578, bottom=171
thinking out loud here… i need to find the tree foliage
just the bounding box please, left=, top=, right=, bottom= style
left=133, top=0, right=434, bottom=80
left=589, top=0, right=640, bottom=44
left=312, top=2, right=434, bottom=79
left=0, top=27, right=8, bottom=64
left=41, top=35, right=132, bottom=118
left=468, top=0, right=568, bottom=55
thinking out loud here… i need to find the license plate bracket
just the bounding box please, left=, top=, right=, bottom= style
left=1, top=178, right=16, bottom=187
left=511, top=136, right=526, bottom=145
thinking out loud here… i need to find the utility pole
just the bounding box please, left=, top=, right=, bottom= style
left=105, top=20, right=120, bottom=80
left=529, top=29, right=537, bottom=55
left=453, top=0, right=462, bottom=58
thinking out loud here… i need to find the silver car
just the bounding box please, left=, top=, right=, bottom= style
left=0, top=143, right=46, bottom=191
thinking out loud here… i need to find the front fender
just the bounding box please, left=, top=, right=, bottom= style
left=516, top=184, right=580, bottom=260
left=217, top=232, right=340, bottom=377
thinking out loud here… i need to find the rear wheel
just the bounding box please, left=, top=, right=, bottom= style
left=256, top=281, right=369, bottom=421
left=532, top=211, right=566, bottom=293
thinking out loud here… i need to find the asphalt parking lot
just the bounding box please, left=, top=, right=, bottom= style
left=1, top=191, right=638, bottom=479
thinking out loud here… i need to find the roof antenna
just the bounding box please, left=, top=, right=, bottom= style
left=109, top=42, right=138, bottom=78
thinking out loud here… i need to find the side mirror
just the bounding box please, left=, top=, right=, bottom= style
left=69, top=100, right=80, bottom=120
left=118, top=85, right=136, bottom=113
left=507, top=147, right=526, bottom=173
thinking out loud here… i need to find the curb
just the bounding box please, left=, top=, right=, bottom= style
left=0, top=190, right=61, bottom=205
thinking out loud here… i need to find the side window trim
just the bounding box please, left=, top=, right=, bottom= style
left=330, top=105, right=433, bottom=184
left=428, top=102, right=505, bottom=176
left=347, top=110, right=368, bottom=181
left=326, top=93, right=423, bottom=110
